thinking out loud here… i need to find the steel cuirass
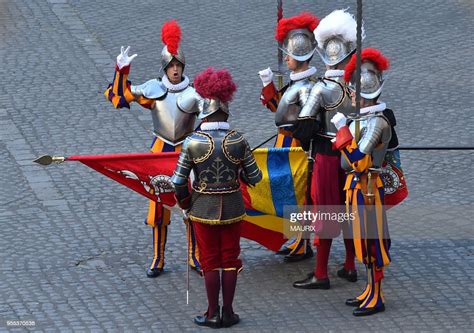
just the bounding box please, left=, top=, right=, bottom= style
left=131, top=79, right=199, bottom=146
left=341, top=113, right=392, bottom=171
left=173, top=129, right=260, bottom=194
left=298, top=76, right=353, bottom=137
left=171, top=127, right=262, bottom=224
left=275, top=78, right=315, bottom=127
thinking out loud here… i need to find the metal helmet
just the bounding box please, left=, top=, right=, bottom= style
left=317, top=36, right=355, bottom=66
left=193, top=67, right=237, bottom=120
left=345, top=48, right=390, bottom=100
left=280, top=29, right=317, bottom=62
left=197, top=99, right=229, bottom=120
left=161, top=20, right=185, bottom=71
left=356, top=62, right=386, bottom=99
left=161, top=45, right=185, bottom=71
left=314, top=9, right=365, bottom=66
left=275, top=12, right=320, bottom=62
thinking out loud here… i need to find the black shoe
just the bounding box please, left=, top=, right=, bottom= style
left=293, top=274, right=330, bottom=289
left=222, top=308, right=240, bottom=328
left=353, top=304, right=385, bottom=317
left=284, top=246, right=314, bottom=263
left=194, top=306, right=221, bottom=328
left=146, top=267, right=162, bottom=278
left=337, top=267, right=358, bottom=282
left=345, top=298, right=363, bottom=307
left=276, top=246, right=292, bottom=255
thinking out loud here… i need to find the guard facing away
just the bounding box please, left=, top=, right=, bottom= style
left=292, top=9, right=361, bottom=290
left=258, top=12, right=320, bottom=262
left=104, top=20, right=200, bottom=277
left=331, top=48, right=392, bottom=316
left=172, top=68, right=262, bottom=328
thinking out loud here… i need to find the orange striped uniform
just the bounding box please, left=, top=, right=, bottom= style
left=104, top=64, right=200, bottom=271
left=260, top=82, right=307, bottom=256
left=340, top=139, right=391, bottom=309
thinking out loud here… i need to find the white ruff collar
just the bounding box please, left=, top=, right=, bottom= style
left=290, top=66, right=317, bottom=81
left=325, top=69, right=345, bottom=78
left=200, top=122, right=230, bottom=131
left=162, top=75, right=189, bottom=91
left=360, top=102, right=386, bottom=115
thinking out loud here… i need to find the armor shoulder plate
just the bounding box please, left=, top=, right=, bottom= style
left=177, top=86, right=201, bottom=114
left=283, top=79, right=314, bottom=105
left=320, top=78, right=345, bottom=110
left=186, top=131, right=214, bottom=163
left=131, top=79, right=167, bottom=99
left=222, top=130, right=247, bottom=164
left=358, top=114, right=391, bottom=155
left=298, top=80, right=325, bottom=118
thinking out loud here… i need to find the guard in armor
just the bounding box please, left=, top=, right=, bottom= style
left=331, top=48, right=391, bottom=316
left=172, top=67, right=262, bottom=328
left=292, top=9, right=360, bottom=290
left=104, top=20, right=200, bottom=277
left=258, top=12, right=320, bottom=262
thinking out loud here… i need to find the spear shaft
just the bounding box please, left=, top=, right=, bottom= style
left=277, top=0, right=284, bottom=90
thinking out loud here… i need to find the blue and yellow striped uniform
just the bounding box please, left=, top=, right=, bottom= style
left=105, top=64, right=200, bottom=272
left=260, top=82, right=307, bottom=256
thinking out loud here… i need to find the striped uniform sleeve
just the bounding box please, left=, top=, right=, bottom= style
left=260, top=82, right=283, bottom=113
left=104, top=65, right=154, bottom=109
left=340, top=140, right=373, bottom=173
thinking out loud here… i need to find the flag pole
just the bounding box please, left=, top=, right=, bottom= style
left=355, top=0, right=363, bottom=141
left=186, top=218, right=190, bottom=305
left=276, top=0, right=284, bottom=90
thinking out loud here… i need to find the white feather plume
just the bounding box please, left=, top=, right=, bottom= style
left=314, top=9, right=365, bottom=48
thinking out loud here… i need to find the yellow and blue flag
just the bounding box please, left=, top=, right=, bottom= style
left=241, top=147, right=308, bottom=251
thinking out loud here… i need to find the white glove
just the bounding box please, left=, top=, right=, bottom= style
left=330, top=112, right=348, bottom=130
left=258, top=67, right=274, bottom=87
left=116, top=46, right=137, bottom=69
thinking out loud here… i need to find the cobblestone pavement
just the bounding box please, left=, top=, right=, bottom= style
left=1, top=0, right=473, bottom=331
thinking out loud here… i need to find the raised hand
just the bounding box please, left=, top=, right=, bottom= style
left=258, top=67, right=274, bottom=86
left=116, top=46, right=138, bottom=69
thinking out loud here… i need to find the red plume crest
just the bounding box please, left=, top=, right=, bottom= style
left=194, top=67, right=237, bottom=104
left=161, top=20, right=181, bottom=55
left=275, top=12, right=320, bottom=43
left=344, top=48, right=390, bottom=83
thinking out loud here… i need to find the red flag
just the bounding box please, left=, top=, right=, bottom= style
left=68, top=152, right=179, bottom=207
left=66, top=149, right=306, bottom=252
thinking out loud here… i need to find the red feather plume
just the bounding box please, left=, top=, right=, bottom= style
left=161, top=20, right=181, bottom=55
left=194, top=67, right=237, bottom=104
left=344, top=48, right=390, bottom=83
left=275, top=12, right=320, bottom=43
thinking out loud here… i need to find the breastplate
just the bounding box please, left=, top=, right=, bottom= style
left=320, top=78, right=353, bottom=137
left=275, top=79, right=314, bottom=127
left=152, top=86, right=198, bottom=145
left=188, top=130, right=242, bottom=194
left=341, top=114, right=391, bottom=171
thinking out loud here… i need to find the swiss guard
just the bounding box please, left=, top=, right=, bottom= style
left=172, top=67, right=263, bottom=328
left=258, top=12, right=320, bottom=262
left=104, top=20, right=200, bottom=277
left=331, top=48, right=392, bottom=316
left=292, top=9, right=361, bottom=290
